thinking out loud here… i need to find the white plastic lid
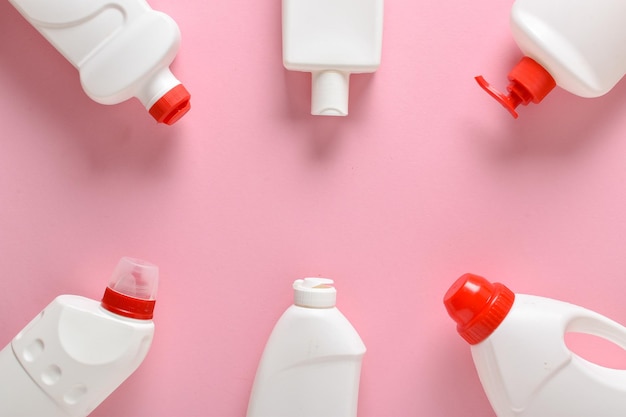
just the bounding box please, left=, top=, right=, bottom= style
left=101, top=257, right=159, bottom=320
left=293, top=278, right=337, bottom=308
left=311, top=70, right=350, bottom=116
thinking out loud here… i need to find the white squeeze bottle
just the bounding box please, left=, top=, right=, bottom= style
left=246, top=278, right=366, bottom=417
left=0, top=257, right=158, bottom=417
left=443, top=273, right=626, bottom=417
left=282, top=0, right=384, bottom=116
left=475, top=0, right=626, bottom=118
left=9, top=0, right=190, bottom=125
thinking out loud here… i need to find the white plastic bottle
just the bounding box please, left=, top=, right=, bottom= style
left=475, top=0, right=626, bottom=118
left=444, top=273, right=626, bottom=417
left=282, top=0, right=384, bottom=116
left=247, top=278, right=366, bottom=417
left=9, top=0, right=190, bottom=125
left=0, top=257, right=158, bottom=417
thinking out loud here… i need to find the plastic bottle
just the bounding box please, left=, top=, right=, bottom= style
left=0, top=257, right=158, bottom=417
left=475, top=0, right=626, bottom=118
left=282, top=0, right=384, bottom=116
left=246, top=278, right=366, bottom=417
left=9, top=0, right=190, bottom=125
left=444, top=273, right=626, bottom=417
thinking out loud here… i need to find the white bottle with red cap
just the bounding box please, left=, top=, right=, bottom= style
left=0, top=257, right=158, bottom=417
left=9, top=0, right=190, bottom=124
left=444, top=273, right=626, bottom=417
left=475, top=0, right=626, bottom=118
left=282, top=0, right=384, bottom=116
left=246, top=278, right=366, bottom=417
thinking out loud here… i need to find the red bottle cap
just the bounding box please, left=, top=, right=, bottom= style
left=443, top=273, right=515, bottom=345
left=475, top=56, right=556, bottom=118
left=149, top=84, right=191, bottom=125
left=101, top=257, right=159, bottom=320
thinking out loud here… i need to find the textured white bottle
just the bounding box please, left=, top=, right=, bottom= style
left=282, top=0, right=384, bottom=116
left=445, top=273, right=626, bottom=417
left=0, top=257, right=158, bottom=417
left=247, top=278, right=366, bottom=417
left=8, top=0, right=190, bottom=124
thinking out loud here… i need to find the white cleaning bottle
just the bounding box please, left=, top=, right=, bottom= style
left=444, top=273, right=626, bottom=417
left=247, top=278, right=366, bottom=417
left=475, top=0, right=626, bottom=118
left=9, top=0, right=190, bottom=125
left=0, top=257, right=158, bottom=417
left=282, top=0, right=384, bottom=116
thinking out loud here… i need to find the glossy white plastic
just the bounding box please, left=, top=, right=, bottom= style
left=510, top=0, right=626, bottom=97
left=446, top=274, right=626, bottom=417
left=8, top=0, right=190, bottom=124
left=0, top=257, right=158, bottom=417
left=247, top=278, right=366, bottom=417
left=282, top=0, right=384, bottom=116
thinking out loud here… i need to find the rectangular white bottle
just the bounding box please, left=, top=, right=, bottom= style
left=247, top=278, right=366, bottom=417
left=282, top=0, right=384, bottom=116
left=0, top=257, right=158, bottom=417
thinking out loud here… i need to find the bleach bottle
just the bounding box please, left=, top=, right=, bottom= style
left=475, top=0, right=626, bottom=118
left=444, top=273, right=626, bottom=417
left=247, top=278, right=366, bottom=417
left=0, top=257, right=158, bottom=417
left=9, top=0, right=190, bottom=124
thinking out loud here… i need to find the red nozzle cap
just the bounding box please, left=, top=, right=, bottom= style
left=149, top=84, right=191, bottom=125
left=475, top=56, right=556, bottom=118
left=443, top=273, right=515, bottom=344
left=101, top=257, right=159, bottom=320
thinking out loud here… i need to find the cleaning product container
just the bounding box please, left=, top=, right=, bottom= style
left=9, top=0, right=191, bottom=124
left=0, top=257, right=159, bottom=417
left=476, top=0, right=626, bottom=118
left=247, top=278, right=366, bottom=417
left=282, top=0, right=384, bottom=116
left=444, top=273, right=626, bottom=417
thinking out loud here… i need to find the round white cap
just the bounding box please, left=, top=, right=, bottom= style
left=293, top=277, right=336, bottom=308
left=311, top=70, right=350, bottom=116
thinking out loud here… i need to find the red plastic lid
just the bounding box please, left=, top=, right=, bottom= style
left=101, top=257, right=159, bottom=320
left=149, top=84, right=191, bottom=125
left=475, top=56, right=556, bottom=118
left=443, top=273, right=515, bottom=345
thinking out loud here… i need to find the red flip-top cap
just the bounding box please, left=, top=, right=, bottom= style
left=475, top=56, right=556, bottom=118
left=149, top=84, right=191, bottom=125
left=443, top=273, right=515, bottom=345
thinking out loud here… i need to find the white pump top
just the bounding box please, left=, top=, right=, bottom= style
left=293, top=278, right=337, bottom=308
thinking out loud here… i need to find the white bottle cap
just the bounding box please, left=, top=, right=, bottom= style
left=293, top=278, right=337, bottom=308
left=311, top=70, right=350, bottom=116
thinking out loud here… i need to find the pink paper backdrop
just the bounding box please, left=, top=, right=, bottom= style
left=3, top=1, right=626, bottom=416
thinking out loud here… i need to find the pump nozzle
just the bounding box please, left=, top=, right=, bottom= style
left=475, top=57, right=556, bottom=118
left=101, top=257, right=159, bottom=320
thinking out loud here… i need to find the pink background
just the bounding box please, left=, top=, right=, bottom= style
left=3, top=0, right=626, bottom=416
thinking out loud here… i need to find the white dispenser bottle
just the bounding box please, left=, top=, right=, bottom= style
left=0, top=257, right=158, bottom=417
left=282, top=0, right=384, bottom=116
left=475, top=0, right=626, bottom=118
left=9, top=0, right=190, bottom=124
left=444, top=273, right=626, bottom=417
left=247, top=278, right=366, bottom=417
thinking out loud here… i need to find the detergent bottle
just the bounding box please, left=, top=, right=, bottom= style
left=247, top=278, right=366, bottom=417
left=282, top=0, right=384, bottom=116
left=444, top=273, right=626, bottom=417
left=9, top=0, right=190, bottom=124
left=475, top=0, right=626, bottom=118
left=0, top=257, right=158, bottom=417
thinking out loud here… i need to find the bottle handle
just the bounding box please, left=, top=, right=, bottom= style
left=565, top=307, right=626, bottom=353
